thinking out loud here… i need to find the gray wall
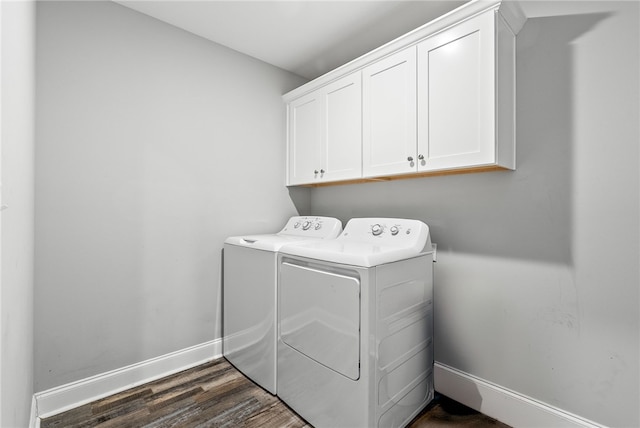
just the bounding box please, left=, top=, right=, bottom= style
left=35, top=1, right=307, bottom=392
left=311, top=1, right=639, bottom=426
left=1, top=1, right=36, bottom=426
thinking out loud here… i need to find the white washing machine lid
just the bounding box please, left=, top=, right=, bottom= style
left=225, top=234, right=316, bottom=252
left=279, top=218, right=432, bottom=267
left=225, top=216, right=342, bottom=252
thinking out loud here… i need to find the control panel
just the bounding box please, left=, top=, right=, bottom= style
left=340, top=218, right=430, bottom=250
left=366, top=221, right=415, bottom=238
left=369, top=223, right=409, bottom=237
left=279, top=216, right=343, bottom=238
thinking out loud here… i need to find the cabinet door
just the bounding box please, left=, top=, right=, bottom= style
left=363, top=47, right=417, bottom=178
left=417, top=11, right=495, bottom=171
left=288, top=92, right=322, bottom=185
left=322, top=74, right=362, bottom=182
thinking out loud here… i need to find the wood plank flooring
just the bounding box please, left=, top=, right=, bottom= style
left=41, top=358, right=509, bottom=428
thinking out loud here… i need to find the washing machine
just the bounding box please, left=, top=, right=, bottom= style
left=223, top=216, right=342, bottom=395
left=277, top=218, right=435, bottom=428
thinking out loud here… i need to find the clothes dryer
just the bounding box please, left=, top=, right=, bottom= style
left=223, top=216, right=342, bottom=395
left=277, top=218, right=435, bottom=428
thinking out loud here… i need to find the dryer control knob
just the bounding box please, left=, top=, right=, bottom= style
left=371, top=224, right=383, bottom=236
left=314, top=222, right=322, bottom=230
left=390, top=226, right=399, bottom=236
left=302, top=220, right=312, bottom=230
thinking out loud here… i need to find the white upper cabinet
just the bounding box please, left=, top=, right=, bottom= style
left=362, top=48, right=417, bottom=178
left=417, top=10, right=514, bottom=172
left=323, top=74, right=362, bottom=183
left=284, top=0, right=525, bottom=186
left=288, top=92, right=322, bottom=186
left=287, top=74, right=361, bottom=186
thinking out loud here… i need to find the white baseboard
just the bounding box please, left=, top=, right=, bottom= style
left=33, top=350, right=605, bottom=427
left=34, top=339, right=222, bottom=420
left=434, top=362, right=607, bottom=428
left=29, top=395, right=39, bottom=428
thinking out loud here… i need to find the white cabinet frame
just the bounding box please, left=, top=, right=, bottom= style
left=284, top=0, right=525, bottom=187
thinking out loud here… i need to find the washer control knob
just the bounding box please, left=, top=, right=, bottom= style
left=294, top=222, right=301, bottom=228
left=314, top=222, right=322, bottom=230
left=390, top=226, right=399, bottom=236
left=371, top=224, right=383, bottom=236
left=302, top=220, right=312, bottom=230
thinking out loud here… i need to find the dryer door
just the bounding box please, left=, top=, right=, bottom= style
left=280, top=261, right=361, bottom=380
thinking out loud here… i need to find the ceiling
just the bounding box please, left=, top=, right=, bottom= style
left=114, top=1, right=469, bottom=80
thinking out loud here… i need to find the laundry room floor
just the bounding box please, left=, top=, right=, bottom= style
left=40, top=358, right=510, bottom=427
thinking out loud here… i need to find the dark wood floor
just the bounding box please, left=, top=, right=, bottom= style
left=41, top=358, right=509, bottom=428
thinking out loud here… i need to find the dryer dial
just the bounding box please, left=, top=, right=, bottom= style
left=371, top=224, right=383, bottom=236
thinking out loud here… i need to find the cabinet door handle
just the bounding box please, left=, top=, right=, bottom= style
left=418, top=154, right=424, bottom=160
left=407, top=156, right=414, bottom=162
left=314, top=170, right=319, bottom=174
left=320, top=169, right=325, bottom=174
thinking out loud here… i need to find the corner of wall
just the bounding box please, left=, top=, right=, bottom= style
left=1, top=0, right=37, bottom=427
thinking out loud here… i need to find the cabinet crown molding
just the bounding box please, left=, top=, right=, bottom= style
left=283, top=0, right=526, bottom=102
